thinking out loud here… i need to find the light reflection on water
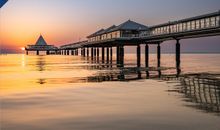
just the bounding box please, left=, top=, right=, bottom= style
left=0, top=54, right=220, bottom=130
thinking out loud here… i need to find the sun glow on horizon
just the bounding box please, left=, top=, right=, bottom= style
left=21, top=47, right=25, bottom=51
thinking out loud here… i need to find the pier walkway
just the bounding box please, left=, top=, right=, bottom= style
left=41, top=11, right=220, bottom=75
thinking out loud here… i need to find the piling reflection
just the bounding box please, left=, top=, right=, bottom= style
left=31, top=55, right=220, bottom=116
left=35, top=56, right=47, bottom=84
left=35, top=56, right=46, bottom=71
left=179, top=74, right=220, bottom=115
left=163, top=74, right=220, bottom=116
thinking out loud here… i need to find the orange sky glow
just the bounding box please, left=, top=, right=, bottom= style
left=0, top=0, right=220, bottom=53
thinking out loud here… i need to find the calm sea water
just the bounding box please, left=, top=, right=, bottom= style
left=0, top=54, right=220, bottom=130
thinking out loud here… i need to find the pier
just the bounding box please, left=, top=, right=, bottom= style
left=30, top=11, right=220, bottom=75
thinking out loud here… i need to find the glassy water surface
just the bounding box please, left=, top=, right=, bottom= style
left=0, top=54, right=220, bottom=130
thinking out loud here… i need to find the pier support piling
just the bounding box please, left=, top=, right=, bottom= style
left=157, top=43, right=161, bottom=77
left=46, top=50, right=50, bottom=55
left=116, top=46, right=120, bottom=65
left=97, top=48, right=100, bottom=60
left=37, top=50, right=39, bottom=55
left=176, top=39, right=181, bottom=75
left=145, top=44, right=149, bottom=78
left=117, top=45, right=124, bottom=67
left=137, top=44, right=141, bottom=68
left=110, top=47, right=113, bottom=62
left=87, top=47, right=89, bottom=57
left=91, top=48, right=94, bottom=59
left=107, top=47, right=110, bottom=63
left=94, top=47, right=97, bottom=57
left=137, top=44, right=141, bottom=78
left=157, top=43, right=161, bottom=68
left=83, top=48, right=85, bottom=57
left=102, top=47, right=105, bottom=62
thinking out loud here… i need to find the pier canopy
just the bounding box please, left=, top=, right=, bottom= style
left=25, top=35, right=58, bottom=51
left=87, top=20, right=149, bottom=42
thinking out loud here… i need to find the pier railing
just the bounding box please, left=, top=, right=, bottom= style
left=149, top=11, right=220, bottom=36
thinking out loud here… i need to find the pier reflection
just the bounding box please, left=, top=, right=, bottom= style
left=31, top=55, right=220, bottom=116
left=164, top=74, right=220, bottom=116
left=62, top=65, right=220, bottom=115
left=180, top=74, right=220, bottom=115
left=35, top=56, right=46, bottom=71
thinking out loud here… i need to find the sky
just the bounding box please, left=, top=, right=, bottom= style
left=0, top=0, right=220, bottom=53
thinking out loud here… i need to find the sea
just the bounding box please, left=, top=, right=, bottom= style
left=0, top=53, right=220, bottom=130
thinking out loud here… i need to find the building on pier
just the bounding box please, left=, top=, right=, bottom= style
left=87, top=20, right=149, bottom=42
left=25, top=35, right=58, bottom=55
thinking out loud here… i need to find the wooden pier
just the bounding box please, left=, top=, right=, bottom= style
left=31, top=11, right=220, bottom=75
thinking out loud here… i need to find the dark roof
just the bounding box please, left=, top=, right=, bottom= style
left=87, top=29, right=105, bottom=38
left=101, top=25, right=117, bottom=34
left=87, top=20, right=148, bottom=38
left=35, top=35, right=48, bottom=46
left=111, top=20, right=148, bottom=31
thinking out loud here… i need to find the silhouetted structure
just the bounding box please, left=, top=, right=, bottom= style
left=25, top=35, right=58, bottom=55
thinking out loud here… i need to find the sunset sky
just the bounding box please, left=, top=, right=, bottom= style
left=0, top=0, right=220, bottom=53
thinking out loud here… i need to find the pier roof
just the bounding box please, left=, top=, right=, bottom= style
left=87, top=29, right=105, bottom=38
left=102, top=25, right=117, bottom=34
left=111, top=20, right=148, bottom=31
left=35, top=35, right=48, bottom=46
left=87, top=20, right=148, bottom=38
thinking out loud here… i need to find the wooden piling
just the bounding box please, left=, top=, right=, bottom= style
left=102, top=47, right=105, bottom=62
left=176, top=39, right=181, bottom=75
left=145, top=44, right=149, bottom=78
left=107, top=47, right=110, bottom=63
left=87, top=47, right=89, bottom=57
left=91, top=48, right=94, bottom=59
left=137, top=44, right=141, bottom=68
left=157, top=43, right=161, bottom=68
